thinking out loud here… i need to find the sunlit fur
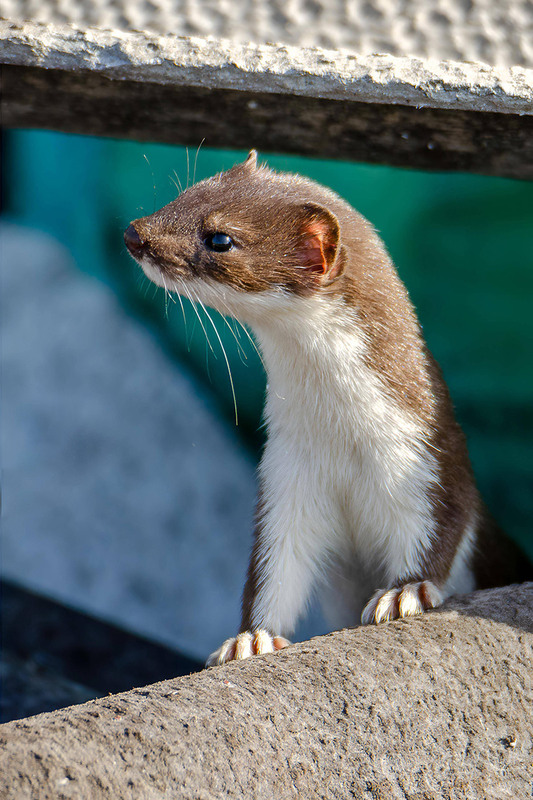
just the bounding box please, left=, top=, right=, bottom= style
left=176, top=278, right=472, bottom=635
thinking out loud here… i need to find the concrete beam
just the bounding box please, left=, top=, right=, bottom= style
left=2, top=21, right=533, bottom=178
left=1, top=583, right=532, bottom=799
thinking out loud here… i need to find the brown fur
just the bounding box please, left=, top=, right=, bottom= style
left=240, top=492, right=268, bottom=632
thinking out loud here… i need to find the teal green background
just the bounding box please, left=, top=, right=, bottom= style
left=4, top=130, right=533, bottom=555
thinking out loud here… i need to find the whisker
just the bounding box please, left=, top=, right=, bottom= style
left=214, top=294, right=265, bottom=369
left=196, top=298, right=239, bottom=426
left=169, top=175, right=180, bottom=194
left=143, top=153, right=157, bottom=213
left=193, top=138, right=205, bottom=185
left=137, top=273, right=153, bottom=300
left=177, top=281, right=197, bottom=351
left=187, top=308, right=198, bottom=349
left=173, top=280, right=189, bottom=336
left=198, top=291, right=246, bottom=360
left=160, top=275, right=168, bottom=318
left=172, top=170, right=183, bottom=194
left=186, top=147, right=190, bottom=189
left=195, top=299, right=217, bottom=381
left=179, top=283, right=213, bottom=377
left=233, top=319, right=265, bottom=368
left=180, top=282, right=216, bottom=356
left=160, top=275, right=176, bottom=319
left=213, top=310, right=249, bottom=363
left=228, top=318, right=250, bottom=364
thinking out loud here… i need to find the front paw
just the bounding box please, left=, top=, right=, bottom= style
left=361, top=581, right=443, bottom=625
left=206, top=630, right=291, bottom=667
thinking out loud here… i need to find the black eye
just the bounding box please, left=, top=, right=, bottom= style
left=205, top=232, right=234, bottom=252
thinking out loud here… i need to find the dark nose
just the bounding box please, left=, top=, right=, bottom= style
left=124, top=224, right=145, bottom=256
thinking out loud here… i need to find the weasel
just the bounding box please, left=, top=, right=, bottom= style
left=124, top=151, right=531, bottom=666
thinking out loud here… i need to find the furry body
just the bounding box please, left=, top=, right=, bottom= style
left=125, top=152, right=529, bottom=665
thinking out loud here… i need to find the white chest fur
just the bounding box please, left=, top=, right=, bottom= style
left=185, top=280, right=442, bottom=633
left=256, top=299, right=438, bottom=578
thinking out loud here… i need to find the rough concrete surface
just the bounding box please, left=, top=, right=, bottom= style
left=0, top=583, right=532, bottom=800
left=2, top=0, right=532, bottom=69
left=1, top=19, right=532, bottom=115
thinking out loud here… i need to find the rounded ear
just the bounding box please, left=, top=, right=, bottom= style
left=295, top=203, right=344, bottom=282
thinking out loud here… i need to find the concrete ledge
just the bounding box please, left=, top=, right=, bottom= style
left=1, top=583, right=532, bottom=799
left=2, top=20, right=532, bottom=114
left=2, top=0, right=531, bottom=69
left=2, top=20, right=533, bottom=178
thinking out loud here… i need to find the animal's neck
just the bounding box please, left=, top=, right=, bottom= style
left=249, top=290, right=436, bottom=459
left=254, top=294, right=356, bottom=379
left=251, top=297, right=386, bottom=438
left=186, top=272, right=434, bottom=434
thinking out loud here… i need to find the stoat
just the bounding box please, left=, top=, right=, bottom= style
left=124, top=151, right=531, bottom=666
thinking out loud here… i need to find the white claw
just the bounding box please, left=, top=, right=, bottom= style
left=361, top=581, right=443, bottom=625
left=206, top=629, right=291, bottom=667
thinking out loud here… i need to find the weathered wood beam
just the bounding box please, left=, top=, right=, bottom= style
left=1, top=21, right=533, bottom=178
left=1, top=583, right=532, bottom=799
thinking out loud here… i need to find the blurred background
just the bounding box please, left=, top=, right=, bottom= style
left=3, top=131, right=532, bottom=670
